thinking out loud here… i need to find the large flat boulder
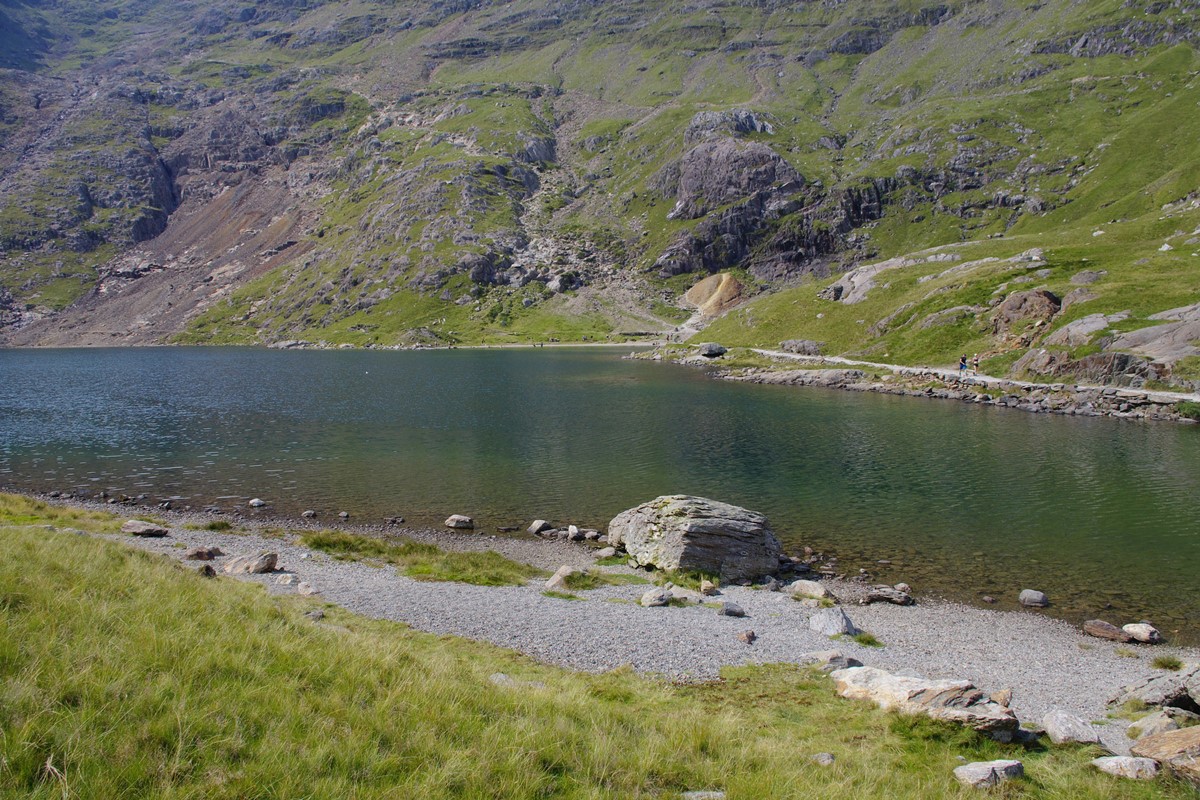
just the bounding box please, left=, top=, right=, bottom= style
left=830, top=666, right=1019, bottom=739
left=607, top=495, right=781, bottom=582
left=1110, top=664, right=1200, bottom=710
left=1130, top=726, right=1200, bottom=785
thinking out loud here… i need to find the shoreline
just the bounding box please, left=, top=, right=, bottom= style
left=12, top=491, right=1199, bottom=758
left=645, top=347, right=1200, bottom=425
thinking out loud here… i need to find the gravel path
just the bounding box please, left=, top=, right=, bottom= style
left=85, top=509, right=1200, bottom=757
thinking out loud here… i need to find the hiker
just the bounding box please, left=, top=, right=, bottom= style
left=972, top=353, right=981, bottom=373
left=959, top=355, right=968, bottom=375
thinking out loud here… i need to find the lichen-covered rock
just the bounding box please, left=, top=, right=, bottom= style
left=607, top=496, right=781, bottom=582
left=831, top=666, right=1020, bottom=739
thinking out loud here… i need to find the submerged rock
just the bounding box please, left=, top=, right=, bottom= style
left=1019, top=589, right=1049, bottom=607
left=1084, top=619, right=1132, bottom=642
left=608, top=495, right=780, bottom=582
left=445, top=514, right=474, bottom=530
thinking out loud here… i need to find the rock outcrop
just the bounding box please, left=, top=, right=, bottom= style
left=830, top=666, right=1020, bottom=739
left=607, top=495, right=781, bottom=582
left=1130, top=726, right=1200, bottom=785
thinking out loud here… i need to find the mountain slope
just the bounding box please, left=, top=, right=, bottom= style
left=1, top=0, right=1198, bottom=382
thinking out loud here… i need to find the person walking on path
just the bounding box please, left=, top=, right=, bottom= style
left=958, top=355, right=968, bottom=376
left=972, top=353, right=981, bottom=374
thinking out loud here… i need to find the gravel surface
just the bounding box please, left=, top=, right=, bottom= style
left=72, top=503, right=1197, bottom=757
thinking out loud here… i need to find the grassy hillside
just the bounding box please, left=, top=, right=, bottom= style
left=1, top=0, right=1198, bottom=365
left=0, top=496, right=1191, bottom=798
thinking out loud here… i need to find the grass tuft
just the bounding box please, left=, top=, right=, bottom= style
left=1151, top=655, right=1184, bottom=672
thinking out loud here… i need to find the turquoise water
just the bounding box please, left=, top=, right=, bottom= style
left=2, top=346, right=1198, bottom=639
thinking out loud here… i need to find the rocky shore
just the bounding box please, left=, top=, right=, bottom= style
left=651, top=347, right=1200, bottom=424
left=25, top=491, right=1198, bottom=765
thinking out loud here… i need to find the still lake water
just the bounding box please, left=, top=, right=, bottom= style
left=2, top=346, right=1198, bottom=639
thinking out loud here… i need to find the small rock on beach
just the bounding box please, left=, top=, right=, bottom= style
left=121, top=520, right=168, bottom=537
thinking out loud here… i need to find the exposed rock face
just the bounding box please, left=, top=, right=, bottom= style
left=831, top=666, right=1020, bottom=739
left=666, top=138, right=803, bottom=221
left=607, top=495, right=781, bottom=582
left=121, top=519, right=168, bottom=537
left=684, top=109, right=775, bottom=144
left=1130, top=726, right=1200, bottom=785
left=1010, top=349, right=1168, bottom=387
left=992, top=289, right=1061, bottom=334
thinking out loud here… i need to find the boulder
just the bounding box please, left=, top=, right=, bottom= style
left=1130, top=726, right=1200, bottom=785
left=812, top=752, right=836, bottom=766
left=528, top=519, right=552, bottom=535
left=699, top=579, right=719, bottom=596
left=1123, top=623, right=1162, bottom=643
left=1091, top=756, right=1159, bottom=780
left=698, top=342, right=727, bottom=358
left=863, top=585, right=913, bottom=606
left=831, top=667, right=1020, bottom=739
left=1043, top=709, right=1100, bottom=744
left=248, top=498, right=267, bottom=508
left=445, top=514, right=474, bottom=530
left=196, top=564, right=216, bottom=577
left=223, top=552, right=278, bottom=574
left=718, top=601, right=746, bottom=617
left=992, top=288, right=1060, bottom=334
left=608, top=496, right=781, bottom=582
left=1084, top=619, right=1132, bottom=642
left=301, top=510, right=317, bottom=518
left=276, top=574, right=300, bottom=586
left=594, top=546, right=617, bottom=559
left=297, top=581, right=320, bottom=596
left=784, top=579, right=832, bottom=600
left=737, top=630, right=756, bottom=644
left=185, top=546, right=223, bottom=560
left=808, top=607, right=859, bottom=637
left=121, top=519, right=168, bottom=537
left=1019, top=589, right=1049, bottom=607
left=544, top=565, right=580, bottom=592
left=953, top=760, right=1024, bottom=789
left=641, top=588, right=672, bottom=607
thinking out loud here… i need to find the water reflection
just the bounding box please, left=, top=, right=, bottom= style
left=1, top=346, right=1197, bottom=639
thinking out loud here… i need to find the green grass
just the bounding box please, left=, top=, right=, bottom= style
left=852, top=632, right=885, bottom=648
left=541, top=590, right=582, bottom=601
left=184, top=520, right=234, bottom=532
left=1, top=504, right=1195, bottom=798
left=299, top=529, right=547, bottom=587
left=1176, top=402, right=1200, bottom=421
left=1151, top=655, right=1184, bottom=672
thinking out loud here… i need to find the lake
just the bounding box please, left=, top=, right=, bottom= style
left=2, top=346, right=1197, bottom=640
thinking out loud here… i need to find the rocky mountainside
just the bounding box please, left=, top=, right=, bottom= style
left=1, top=0, right=1198, bottom=384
